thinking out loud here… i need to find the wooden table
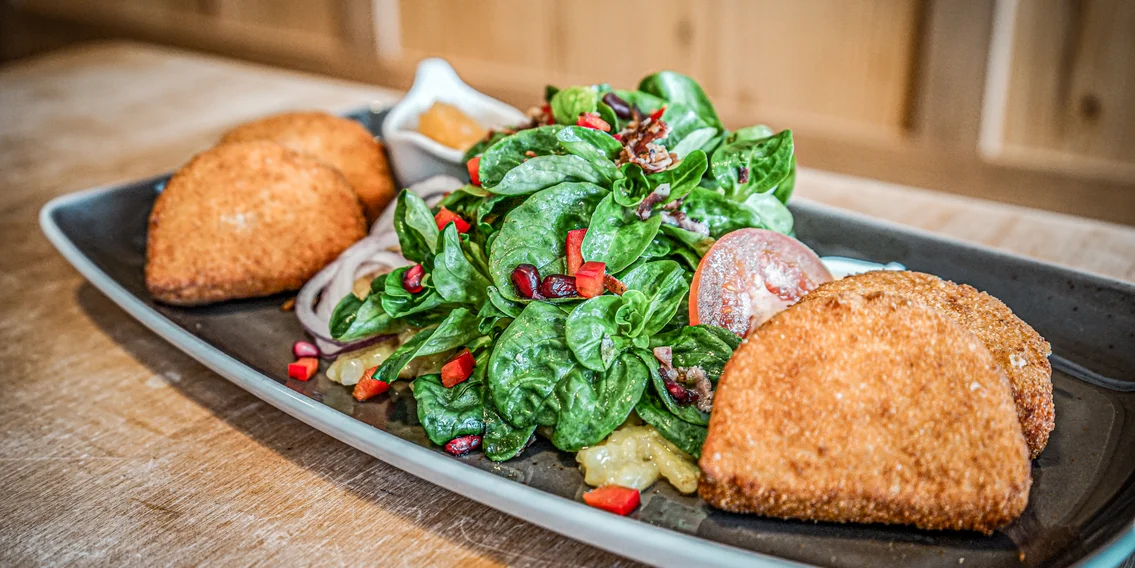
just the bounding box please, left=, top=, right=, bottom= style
left=2, top=41, right=1133, bottom=567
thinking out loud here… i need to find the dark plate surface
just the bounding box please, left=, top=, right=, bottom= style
left=44, top=109, right=1135, bottom=568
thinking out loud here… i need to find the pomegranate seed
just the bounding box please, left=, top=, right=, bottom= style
left=738, top=165, right=750, bottom=184
left=663, top=376, right=699, bottom=405
left=540, top=274, right=578, bottom=299
left=511, top=264, right=543, bottom=299
left=445, top=434, right=482, bottom=456
left=403, top=264, right=424, bottom=293
left=292, top=340, right=319, bottom=358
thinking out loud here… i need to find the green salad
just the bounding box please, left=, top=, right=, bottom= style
left=330, top=71, right=796, bottom=462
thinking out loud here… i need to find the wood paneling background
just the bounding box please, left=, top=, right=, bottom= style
left=3, top=0, right=1134, bottom=224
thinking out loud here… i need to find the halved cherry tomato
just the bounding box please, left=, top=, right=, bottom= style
left=582, top=485, right=640, bottom=515
left=690, top=229, right=832, bottom=337
left=434, top=207, right=471, bottom=233
left=466, top=156, right=481, bottom=186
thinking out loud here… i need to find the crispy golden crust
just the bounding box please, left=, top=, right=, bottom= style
left=146, top=141, right=366, bottom=305
left=698, top=292, right=1032, bottom=534
left=800, top=271, right=1053, bottom=458
left=220, top=111, right=395, bottom=223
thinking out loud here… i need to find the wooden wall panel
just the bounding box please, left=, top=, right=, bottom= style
left=986, top=0, right=1135, bottom=181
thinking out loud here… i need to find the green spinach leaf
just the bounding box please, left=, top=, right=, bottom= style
left=489, top=182, right=607, bottom=301
left=564, top=295, right=628, bottom=372
left=619, top=260, right=689, bottom=338
left=393, top=189, right=439, bottom=263
left=710, top=130, right=794, bottom=202
left=580, top=194, right=663, bottom=274
left=550, top=86, right=598, bottom=125
left=413, top=373, right=485, bottom=446
left=638, top=71, right=723, bottom=130
left=478, top=125, right=564, bottom=189
left=635, top=390, right=707, bottom=458
left=491, top=154, right=609, bottom=196
left=373, top=308, right=481, bottom=382
left=432, top=224, right=491, bottom=305
left=551, top=350, right=649, bottom=451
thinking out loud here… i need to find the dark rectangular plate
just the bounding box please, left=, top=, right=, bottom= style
left=42, top=109, right=1135, bottom=568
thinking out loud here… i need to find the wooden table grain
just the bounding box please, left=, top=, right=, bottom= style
left=2, top=41, right=1133, bottom=567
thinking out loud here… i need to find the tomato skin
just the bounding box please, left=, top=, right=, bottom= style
left=690, top=229, right=832, bottom=336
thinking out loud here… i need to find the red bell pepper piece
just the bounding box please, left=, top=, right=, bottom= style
left=287, top=357, right=318, bottom=381
left=434, top=207, right=471, bottom=234
left=353, top=366, right=390, bottom=401
left=466, top=155, right=481, bottom=186
left=565, top=228, right=587, bottom=276
left=402, top=263, right=425, bottom=293
left=582, top=485, right=640, bottom=515
left=576, top=112, right=611, bottom=132
left=575, top=261, right=606, bottom=298
left=649, top=106, right=666, bottom=122
left=441, top=348, right=476, bottom=388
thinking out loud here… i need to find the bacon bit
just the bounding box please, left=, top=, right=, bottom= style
left=617, top=115, right=675, bottom=173
left=738, top=165, right=750, bottom=185
left=603, top=274, right=627, bottom=296
left=659, top=211, right=710, bottom=236
left=280, top=297, right=296, bottom=311
left=690, top=366, right=714, bottom=412
left=635, top=184, right=671, bottom=220
left=652, top=346, right=674, bottom=369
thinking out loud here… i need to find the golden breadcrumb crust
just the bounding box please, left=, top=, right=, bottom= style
left=800, top=271, right=1053, bottom=458
left=699, top=292, right=1032, bottom=534
left=220, top=111, right=395, bottom=223
left=146, top=141, right=366, bottom=305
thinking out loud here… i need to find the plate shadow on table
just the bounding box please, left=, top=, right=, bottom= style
left=75, top=283, right=646, bottom=568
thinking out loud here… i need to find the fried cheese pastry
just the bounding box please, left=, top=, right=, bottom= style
left=220, top=111, right=395, bottom=223
left=146, top=141, right=366, bottom=305
left=699, top=292, right=1032, bottom=534
left=800, top=270, right=1053, bottom=458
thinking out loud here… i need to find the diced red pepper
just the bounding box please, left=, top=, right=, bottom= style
left=576, top=112, right=611, bottom=132
left=612, top=133, right=623, bottom=142
left=565, top=228, right=587, bottom=276
left=466, top=156, right=481, bottom=186
left=441, top=348, right=476, bottom=388
left=434, top=207, right=471, bottom=234
left=575, top=261, right=606, bottom=298
left=649, top=106, right=666, bottom=122
left=287, top=357, right=318, bottom=381
left=403, top=263, right=425, bottom=293
left=582, top=485, right=640, bottom=515
left=353, top=366, right=390, bottom=401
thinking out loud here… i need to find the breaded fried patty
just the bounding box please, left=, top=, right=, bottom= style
left=801, top=270, right=1053, bottom=458
left=699, top=292, right=1032, bottom=534
left=146, top=141, right=366, bottom=305
left=220, top=111, right=395, bottom=223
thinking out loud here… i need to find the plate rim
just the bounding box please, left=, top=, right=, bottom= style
left=39, top=178, right=1135, bottom=568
